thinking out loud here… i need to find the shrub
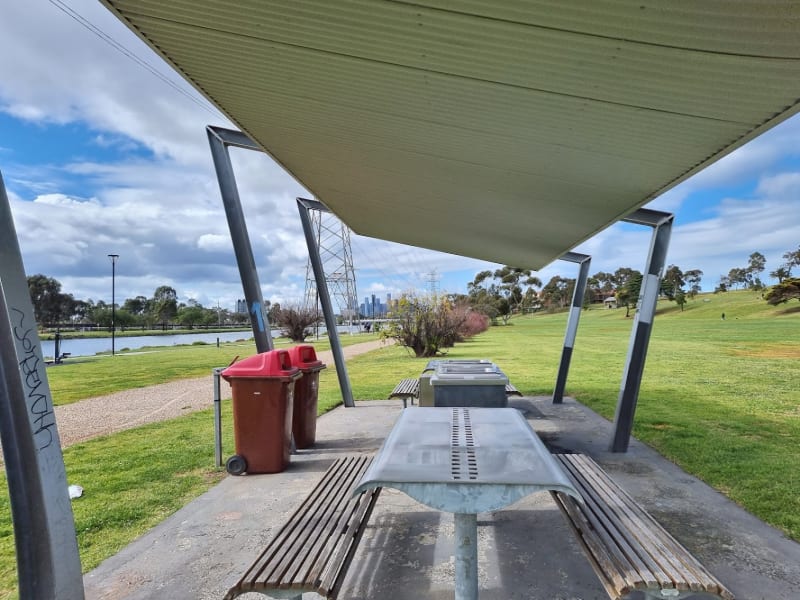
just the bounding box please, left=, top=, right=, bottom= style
left=273, top=304, right=322, bottom=343
left=459, top=309, right=490, bottom=338
left=383, top=295, right=470, bottom=357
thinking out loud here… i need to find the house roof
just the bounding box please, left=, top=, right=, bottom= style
left=102, top=1, right=800, bottom=269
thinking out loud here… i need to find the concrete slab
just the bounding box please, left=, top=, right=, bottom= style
left=83, top=398, right=800, bottom=600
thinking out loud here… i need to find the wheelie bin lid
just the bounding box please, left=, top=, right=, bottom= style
left=287, top=344, right=326, bottom=372
left=221, top=349, right=301, bottom=380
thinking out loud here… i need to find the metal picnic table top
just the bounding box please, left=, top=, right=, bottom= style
left=354, top=406, right=582, bottom=600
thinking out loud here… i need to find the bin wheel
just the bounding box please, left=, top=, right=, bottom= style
left=226, top=455, right=247, bottom=476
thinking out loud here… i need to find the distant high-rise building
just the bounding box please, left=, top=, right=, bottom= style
left=236, top=299, right=247, bottom=314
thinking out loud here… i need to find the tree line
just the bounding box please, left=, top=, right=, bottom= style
left=459, top=243, right=800, bottom=319
left=25, top=243, right=800, bottom=333
left=26, top=275, right=250, bottom=330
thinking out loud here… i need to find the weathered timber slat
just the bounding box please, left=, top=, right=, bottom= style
left=552, top=453, right=734, bottom=600
left=224, top=455, right=381, bottom=600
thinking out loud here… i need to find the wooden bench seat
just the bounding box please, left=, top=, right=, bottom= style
left=388, top=377, right=419, bottom=407
left=551, top=453, right=734, bottom=600
left=389, top=378, right=523, bottom=407
left=224, top=455, right=381, bottom=600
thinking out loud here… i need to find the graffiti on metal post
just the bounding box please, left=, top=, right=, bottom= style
left=11, top=307, right=55, bottom=450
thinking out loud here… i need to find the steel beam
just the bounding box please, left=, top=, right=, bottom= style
left=206, top=125, right=273, bottom=353
left=610, top=210, right=674, bottom=452
left=553, top=252, right=591, bottom=403
left=0, top=171, right=84, bottom=599
left=297, top=197, right=355, bottom=408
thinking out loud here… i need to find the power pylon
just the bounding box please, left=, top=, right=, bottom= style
left=303, top=208, right=359, bottom=327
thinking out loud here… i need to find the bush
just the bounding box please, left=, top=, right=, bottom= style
left=383, top=295, right=477, bottom=357
left=459, top=309, right=490, bottom=338
left=273, top=304, right=322, bottom=343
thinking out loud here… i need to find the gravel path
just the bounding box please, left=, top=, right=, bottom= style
left=53, top=339, right=392, bottom=449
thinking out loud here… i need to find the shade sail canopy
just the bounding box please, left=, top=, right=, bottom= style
left=102, top=1, right=800, bottom=269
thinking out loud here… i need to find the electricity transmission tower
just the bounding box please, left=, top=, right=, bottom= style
left=426, top=269, right=440, bottom=298
left=303, top=208, right=359, bottom=329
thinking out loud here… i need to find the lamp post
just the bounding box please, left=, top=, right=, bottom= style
left=108, top=254, right=119, bottom=356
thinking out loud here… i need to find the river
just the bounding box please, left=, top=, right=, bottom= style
left=41, top=324, right=364, bottom=358
left=41, top=330, right=257, bottom=359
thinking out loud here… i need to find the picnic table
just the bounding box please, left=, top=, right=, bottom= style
left=353, top=406, right=581, bottom=600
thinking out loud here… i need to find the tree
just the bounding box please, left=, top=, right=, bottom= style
left=467, top=270, right=502, bottom=323
left=726, top=267, right=748, bottom=290
left=765, top=278, right=800, bottom=305
left=674, top=289, right=687, bottom=311
left=746, top=251, right=766, bottom=289
left=151, top=286, right=178, bottom=329
left=492, top=266, right=541, bottom=324
left=661, top=265, right=684, bottom=300
left=27, top=274, right=76, bottom=326
left=770, top=266, right=791, bottom=284
left=684, top=269, right=703, bottom=298
left=273, top=304, right=322, bottom=342
left=177, top=305, right=206, bottom=329
left=539, top=276, right=573, bottom=310
left=123, top=295, right=149, bottom=315
left=782, top=245, right=800, bottom=275
left=614, top=268, right=642, bottom=317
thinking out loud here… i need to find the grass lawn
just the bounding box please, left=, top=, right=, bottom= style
left=45, top=332, right=379, bottom=405
left=0, top=291, right=797, bottom=597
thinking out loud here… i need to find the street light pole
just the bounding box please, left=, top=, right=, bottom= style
left=108, top=254, right=119, bottom=356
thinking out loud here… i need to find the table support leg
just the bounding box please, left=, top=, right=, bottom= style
left=454, top=512, right=478, bottom=600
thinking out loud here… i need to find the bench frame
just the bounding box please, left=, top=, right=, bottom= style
left=551, top=453, right=734, bottom=600
left=225, top=455, right=381, bottom=600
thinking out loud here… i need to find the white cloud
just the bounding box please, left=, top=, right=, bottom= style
left=1, top=0, right=799, bottom=312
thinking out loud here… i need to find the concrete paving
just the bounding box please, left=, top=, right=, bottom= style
left=84, top=397, right=800, bottom=599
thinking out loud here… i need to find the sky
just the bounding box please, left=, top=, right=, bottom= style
left=1, top=1, right=799, bottom=314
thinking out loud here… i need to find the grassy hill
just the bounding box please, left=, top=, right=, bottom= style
left=340, top=289, right=800, bottom=541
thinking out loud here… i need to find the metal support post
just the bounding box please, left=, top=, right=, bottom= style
left=454, top=512, right=479, bottom=600
left=0, top=171, right=85, bottom=599
left=610, top=209, right=674, bottom=452
left=553, top=252, right=591, bottom=404
left=213, top=367, right=224, bottom=467
left=297, top=197, right=355, bottom=408
left=207, top=125, right=273, bottom=353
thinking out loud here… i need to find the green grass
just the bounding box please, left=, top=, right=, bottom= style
left=46, top=333, right=379, bottom=405
left=1, top=291, right=798, bottom=597
left=337, top=291, right=800, bottom=541
left=0, top=404, right=237, bottom=600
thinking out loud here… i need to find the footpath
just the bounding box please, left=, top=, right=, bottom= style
left=53, top=338, right=391, bottom=449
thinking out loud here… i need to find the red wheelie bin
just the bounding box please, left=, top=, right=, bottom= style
left=221, top=349, right=301, bottom=475
left=287, top=345, right=326, bottom=449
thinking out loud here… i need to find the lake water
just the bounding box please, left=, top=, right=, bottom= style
left=41, top=330, right=257, bottom=359
left=41, top=325, right=362, bottom=358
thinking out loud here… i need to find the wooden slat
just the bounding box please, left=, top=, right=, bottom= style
left=505, top=383, right=523, bottom=396
left=225, top=455, right=382, bottom=600
left=388, top=378, right=419, bottom=399
left=552, top=453, right=734, bottom=600
left=570, top=455, right=704, bottom=592
left=320, top=482, right=381, bottom=597
left=233, top=458, right=352, bottom=590
left=568, top=454, right=733, bottom=598
left=283, top=456, right=365, bottom=587
left=294, top=456, right=371, bottom=588
left=563, top=455, right=676, bottom=589
left=256, top=456, right=356, bottom=586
